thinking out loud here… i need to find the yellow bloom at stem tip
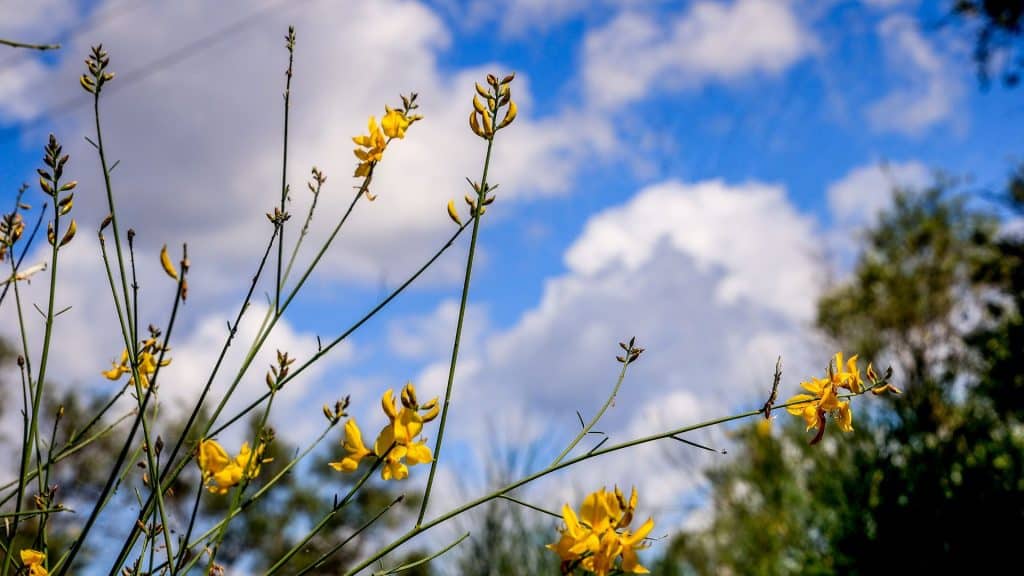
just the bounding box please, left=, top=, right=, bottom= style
left=786, top=352, right=865, bottom=444
left=197, top=439, right=270, bottom=495
left=548, top=486, right=654, bottom=576
left=352, top=99, right=421, bottom=179
left=329, top=382, right=438, bottom=480
left=20, top=549, right=48, bottom=576
left=101, top=337, right=171, bottom=389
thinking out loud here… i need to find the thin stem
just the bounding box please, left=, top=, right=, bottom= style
left=172, top=423, right=339, bottom=575
left=376, top=532, right=469, bottom=576
left=275, top=29, right=295, bottom=314
left=55, top=263, right=187, bottom=576
left=292, top=495, right=405, bottom=576
left=0, top=410, right=133, bottom=507
left=497, top=494, right=562, bottom=520
left=552, top=353, right=634, bottom=466
left=416, top=135, right=496, bottom=526
left=0, top=197, right=47, bottom=311
left=343, top=388, right=882, bottom=576
left=0, top=38, right=60, bottom=50
left=5, top=174, right=63, bottom=576
left=264, top=449, right=389, bottom=575
left=208, top=218, right=471, bottom=439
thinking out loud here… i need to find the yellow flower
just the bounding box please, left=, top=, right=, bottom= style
left=328, top=418, right=372, bottom=472
left=101, top=339, right=171, bottom=389
left=197, top=439, right=268, bottom=494
left=20, top=549, right=48, bottom=576
left=834, top=352, right=863, bottom=393
left=786, top=353, right=865, bottom=443
left=330, top=382, right=438, bottom=480
left=352, top=116, right=386, bottom=178
left=381, top=106, right=411, bottom=139
left=548, top=486, right=654, bottom=575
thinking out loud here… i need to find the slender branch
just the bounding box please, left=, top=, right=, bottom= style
left=208, top=218, right=471, bottom=439
left=417, top=123, right=498, bottom=526
left=552, top=344, right=637, bottom=466
left=373, top=532, right=469, bottom=576
left=0, top=38, right=59, bottom=50
left=343, top=386, right=884, bottom=576
left=293, top=496, right=405, bottom=576
left=275, top=27, right=295, bottom=314
left=264, top=448, right=390, bottom=575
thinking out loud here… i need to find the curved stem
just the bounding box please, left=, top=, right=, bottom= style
left=343, top=386, right=884, bottom=575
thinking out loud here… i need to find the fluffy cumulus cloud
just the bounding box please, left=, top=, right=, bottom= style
left=405, top=179, right=827, bottom=522
left=867, top=14, right=963, bottom=135
left=583, top=0, right=816, bottom=109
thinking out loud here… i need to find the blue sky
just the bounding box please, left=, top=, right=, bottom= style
left=2, top=0, right=1023, bottom=559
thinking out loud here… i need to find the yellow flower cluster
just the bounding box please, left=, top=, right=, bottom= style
left=548, top=486, right=654, bottom=576
left=329, top=382, right=438, bottom=480
left=197, top=439, right=269, bottom=495
left=102, top=336, right=171, bottom=389
left=20, top=549, right=47, bottom=576
left=468, top=73, right=517, bottom=140
left=786, top=352, right=865, bottom=443
left=352, top=104, right=420, bottom=178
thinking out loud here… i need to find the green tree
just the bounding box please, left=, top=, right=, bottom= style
left=655, top=173, right=1024, bottom=574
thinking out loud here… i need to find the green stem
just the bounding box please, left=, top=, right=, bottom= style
left=552, top=353, right=634, bottom=466
left=208, top=218, right=471, bottom=440
left=275, top=34, right=295, bottom=314
left=344, top=387, right=882, bottom=576
left=0, top=38, right=59, bottom=50
left=293, top=496, right=404, bottom=576
left=5, top=180, right=62, bottom=576
left=416, top=136, right=496, bottom=526
left=264, top=447, right=390, bottom=575
left=172, top=423, right=339, bottom=575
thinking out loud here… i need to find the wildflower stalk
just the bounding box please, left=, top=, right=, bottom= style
left=344, top=386, right=884, bottom=575
left=0, top=37, right=60, bottom=50
left=107, top=226, right=280, bottom=573
left=281, top=167, right=324, bottom=289
left=551, top=342, right=638, bottom=466
left=416, top=109, right=498, bottom=527
left=4, top=140, right=67, bottom=576
left=172, top=422, right=342, bottom=574
left=207, top=217, right=472, bottom=440
left=0, top=190, right=46, bottom=311
left=293, top=495, right=406, bottom=576
left=275, top=27, right=295, bottom=314
left=0, top=410, right=133, bottom=507
left=205, top=388, right=278, bottom=574
left=264, top=447, right=390, bottom=574
left=377, top=532, right=470, bottom=576
left=54, top=257, right=187, bottom=576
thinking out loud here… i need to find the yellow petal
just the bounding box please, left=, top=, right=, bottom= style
left=160, top=244, right=178, bottom=280
left=446, top=200, right=462, bottom=226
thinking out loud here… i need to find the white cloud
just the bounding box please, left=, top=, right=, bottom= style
left=825, top=160, right=931, bottom=270
left=406, top=178, right=826, bottom=526
left=388, top=299, right=489, bottom=360
left=867, top=14, right=963, bottom=135
left=1, top=0, right=608, bottom=294
left=583, top=0, right=816, bottom=109
left=827, top=160, right=930, bottom=227
left=565, top=180, right=822, bottom=321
